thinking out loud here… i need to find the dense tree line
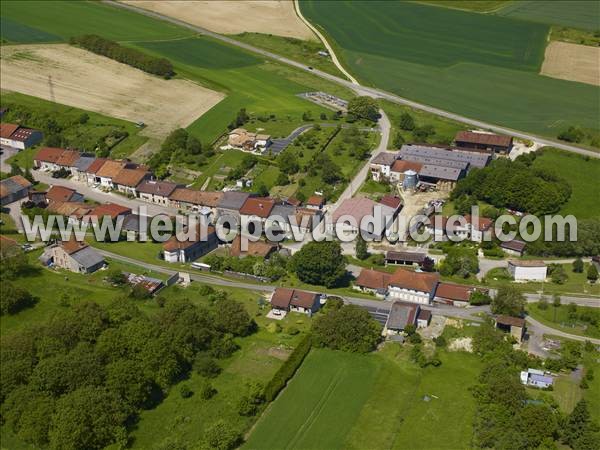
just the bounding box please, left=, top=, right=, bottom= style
left=438, top=247, right=479, bottom=278
left=204, top=252, right=287, bottom=281
left=451, top=153, right=571, bottom=215
left=526, top=218, right=600, bottom=257
left=70, top=35, right=174, bottom=78
left=148, top=128, right=211, bottom=177
left=0, top=296, right=254, bottom=448
left=347, top=97, right=379, bottom=122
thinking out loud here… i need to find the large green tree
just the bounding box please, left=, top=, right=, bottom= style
left=491, top=285, right=526, bottom=317
left=347, top=96, right=379, bottom=122
left=312, top=304, right=381, bottom=353
left=290, top=241, right=347, bottom=287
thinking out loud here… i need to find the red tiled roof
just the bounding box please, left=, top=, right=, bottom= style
left=435, top=282, right=473, bottom=302
left=355, top=268, right=392, bottom=290
left=85, top=158, right=108, bottom=174
left=496, top=315, right=525, bottom=328
left=96, top=160, right=126, bottom=179
left=465, top=215, right=493, bottom=232
left=34, top=147, right=66, bottom=163
left=378, top=195, right=402, bottom=210
left=500, top=240, right=526, bottom=253
left=270, top=288, right=318, bottom=309
left=55, top=150, right=80, bottom=167
left=306, top=195, right=324, bottom=207
left=455, top=131, right=512, bottom=148
left=89, top=203, right=131, bottom=220
left=418, top=309, right=432, bottom=321
left=169, top=188, right=223, bottom=207
left=391, top=160, right=423, bottom=173
left=9, top=175, right=32, bottom=189
left=239, top=197, right=275, bottom=218
left=47, top=185, right=77, bottom=203
left=47, top=201, right=91, bottom=218
left=230, top=235, right=276, bottom=257
left=60, top=239, right=88, bottom=255
left=0, top=123, right=19, bottom=139
left=113, top=168, right=149, bottom=187
left=389, top=268, right=439, bottom=294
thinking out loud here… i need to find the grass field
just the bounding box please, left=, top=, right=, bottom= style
left=531, top=148, right=600, bottom=219
left=245, top=346, right=482, bottom=449
left=417, top=1, right=509, bottom=12
left=1, top=91, right=147, bottom=160
left=496, top=1, right=600, bottom=31
left=301, top=1, right=600, bottom=142
left=527, top=301, right=600, bottom=339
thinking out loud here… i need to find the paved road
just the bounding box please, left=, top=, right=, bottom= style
left=526, top=315, right=600, bottom=345
left=107, top=0, right=600, bottom=160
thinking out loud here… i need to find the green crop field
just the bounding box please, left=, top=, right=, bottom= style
left=417, top=1, right=510, bottom=12
left=531, top=148, right=600, bottom=219
left=245, top=347, right=482, bottom=450
left=496, top=1, right=600, bottom=31
left=301, top=1, right=600, bottom=141
left=0, top=0, right=193, bottom=42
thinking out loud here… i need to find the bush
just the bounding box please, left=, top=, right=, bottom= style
left=179, top=384, right=193, bottom=399
left=263, top=334, right=312, bottom=402
left=470, top=291, right=492, bottom=306
left=200, top=382, right=217, bottom=400
left=194, top=354, right=221, bottom=378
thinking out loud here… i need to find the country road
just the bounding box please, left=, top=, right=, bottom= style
left=107, top=0, right=600, bottom=159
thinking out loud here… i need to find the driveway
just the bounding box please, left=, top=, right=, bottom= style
left=0, top=146, right=19, bottom=173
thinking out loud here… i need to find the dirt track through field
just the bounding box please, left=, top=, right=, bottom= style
left=541, top=41, right=600, bottom=86
left=0, top=44, right=224, bottom=139
left=120, top=0, right=315, bottom=40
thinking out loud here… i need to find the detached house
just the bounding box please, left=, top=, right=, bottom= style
left=387, top=268, right=439, bottom=305
left=269, top=288, right=320, bottom=316
left=137, top=180, right=179, bottom=206
left=508, top=260, right=547, bottom=281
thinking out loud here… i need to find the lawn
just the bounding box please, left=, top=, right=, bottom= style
left=301, top=1, right=600, bottom=142
left=527, top=301, right=600, bottom=339
left=245, top=346, right=482, bottom=449
left=2, top=92, right=148, bottom=162
left=496, top=1, right=600, bottom=31
left=531, top=148, right=600, bottom=219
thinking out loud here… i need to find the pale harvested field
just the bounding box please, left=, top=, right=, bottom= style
left=121, top=0, right=315, bottom=40
left=0, top=44, right=224, bottom=139
left=541, top=41, right=600, bottom=86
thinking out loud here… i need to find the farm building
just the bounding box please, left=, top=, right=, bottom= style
left=389, top=160, right=423, bottom=184
left=434, top=282, right=480, bottom=307
left=399, top=144, right=490, bottom=170
left=385, top=250, right=426, bottom=267
left=28, top=190, right=47, bottom=206
left=122, top=214, right=152, bottom=239
left=385, top=301, right=420, bottom=334
left=0, top=122, right=42, bottom=149
left=82, top=158, right=108, bottom=185
left=465, top=214, right=494, bottom=242
left=269, top=287, right=320, bottom=316
left=46, top=240, right=105, bottom=274
left=330, top=197, right=396, bottom=239
left=46, top=185, right=84, bottom=204
left=500, top=239, right=527, bottom=257
left=520, top=369, right=554, bottom=389
left=417, top=309, right=432, bottom=328
left=378, top=195, right=402, bottom=213
left=136, top=180, right=180, bottom=206
left=0, top=175, right=32, bottom=206
left=162, top=225, right=219, bottom=263
left=125, top=272, right=164, bottom=296
left=508, top=260, right=547, bottom=281
left=454, top=130, right=513, bottom=154
left=370, top=151, right=399, bottom=181
left=387, top=268, right=439, bottom=305
left=46, top=201, right=92, bottom=222
left=354, top=268, right=392, bottom=298
left=494, top=315, right=526, bottom=343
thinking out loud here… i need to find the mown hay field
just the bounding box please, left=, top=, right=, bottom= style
left=301, top=1, right=600, bottom=139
